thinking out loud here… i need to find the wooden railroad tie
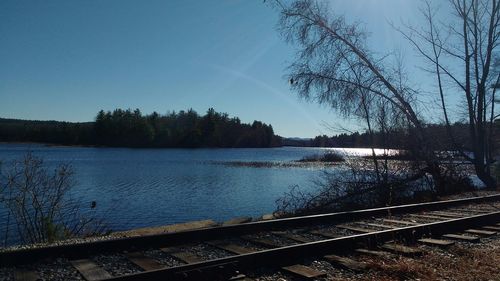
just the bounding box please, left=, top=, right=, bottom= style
left=324, top=254, right=368, bottom=272
left=228, top=274, right=254, bottom=281
left=125, top=252, right=163, bottom=271
left=448, top=208, right=485, bottom=214
left=160, top=247, right=204, bottom=264
left=355, top=248, right=394, bottom=258
left=281, top=264, right=326, bottom=279
left=463, top=208, right=496, bottom=213
left=471, top=206, right=498, bottom=211
left=418, top=238, right=455, bottom=247
left=381, top=243, right=423, bottom=256
left=309, top=229, right=338, bottom=238
left=483, top=225, right=500, bottom=231
left=430, top=211, right=465, bottom=218
left=14, top=269, right=39, bottom=281
left=442, top=234, right=480, bottom=242
left=382, top=219, right=419, bottom=226
left=464, top=229, right=496, bottom=236
left=336, top=224, right=375, bottom=233
left=240, top=236, right=282, bottom=248
left=360, top=222, right=398, bottom=229
left=272, top=231, right=314, bottom=243
left=206, top=240, right=255, bottom=255
left=70, top=259, right=112, bottom=281
left=409, top=214, right=447, bottom=220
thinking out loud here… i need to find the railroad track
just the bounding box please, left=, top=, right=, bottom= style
left=2, top=194, right=500, bottom=281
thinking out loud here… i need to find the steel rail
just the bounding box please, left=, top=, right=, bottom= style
left=1, top=194, right=499, bottom=265
left=105, top=210, right=500, bottom=281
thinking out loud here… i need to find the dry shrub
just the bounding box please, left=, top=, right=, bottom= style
left=365, top=256, right=438, bottom=280
left=0, top=152, right=107, bottom=245
left=275, top=158, right=436, bottom=216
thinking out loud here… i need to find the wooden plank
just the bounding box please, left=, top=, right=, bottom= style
left=281, top=264, right=326, bottom=279
left=309, top=229, right=338, bottom=238
left=126, top=252, right=163, bottom=271
left=355, top=248, right=394, bottom=258
left=336, top=224, right=374, bottom=233
left=70, top=259, right=112, bottom=281
left=442, top=234, right=480, bottom=242
left=324, top=254, right=368, bottom=272
left=272, top=232, right=314, bottom=243
left=223, top=217, right=252, bottom=226
left=483, top=226, right=500, bottom=231
left=464, top=229, right=496, bottom=236
left=160, top=247, right=203, bottom=264
left=383, top=219, right=419, bottom=226
left=206, top=240, right=255, bottom=255
left=381, top=244, right=422, bottom=256
left=14, top=270, right=39, bottom=281
left=418, top=238, right=455, bottom=247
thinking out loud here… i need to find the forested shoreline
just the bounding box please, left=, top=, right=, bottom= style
left=285, top=123, right=482, bottom=151
left=0, top=108, right=282, bottom=148
left=0, top=109, right=485, bottom=150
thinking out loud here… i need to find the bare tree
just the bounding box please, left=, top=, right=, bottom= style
left=273, top=0, right=451, bottom=190
left=274, top=0, right=500, bottom=189
left=398, top=0, right=500, bottom=188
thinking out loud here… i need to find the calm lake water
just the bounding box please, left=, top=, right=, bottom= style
left=0, top=143, right=384, bottom=240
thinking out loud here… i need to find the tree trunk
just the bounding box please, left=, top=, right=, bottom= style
left=474, top=157, right=497, bottom=188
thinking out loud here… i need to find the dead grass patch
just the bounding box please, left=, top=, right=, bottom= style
left=357, top=239, right=500, bottom=280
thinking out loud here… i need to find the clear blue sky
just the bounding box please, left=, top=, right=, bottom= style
left=0, top=0, right=453, bottom=138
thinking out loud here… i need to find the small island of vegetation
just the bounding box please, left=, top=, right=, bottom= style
left=297, top=151, right=345, bottom=163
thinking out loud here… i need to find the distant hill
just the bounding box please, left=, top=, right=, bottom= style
left=281, top=137, right=312, bottom=147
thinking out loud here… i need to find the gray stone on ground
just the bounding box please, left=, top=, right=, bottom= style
left=223, top=217, right=252, bottom=226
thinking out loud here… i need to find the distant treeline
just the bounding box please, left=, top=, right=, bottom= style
left=1, top=110, right=485, bottom=150
left=285, top=123, right=477, bottom=150
left=0, top=108, right=282, bottom=148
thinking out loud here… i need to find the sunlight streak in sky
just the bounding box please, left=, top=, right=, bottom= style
left=208, top=63, right=323, bottom=135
